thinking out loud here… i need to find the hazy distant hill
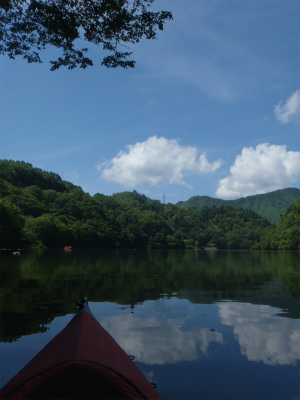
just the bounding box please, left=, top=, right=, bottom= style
left=177, top=188, right=300, bottom=223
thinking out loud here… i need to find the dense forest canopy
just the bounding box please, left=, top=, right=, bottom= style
left=259, top=198, right=300, bottom=250
left=0, top=0, right=172, bottom=70
left=177, top=188, right=300, bottom=224
left=0, top=160, right=298, bottom=250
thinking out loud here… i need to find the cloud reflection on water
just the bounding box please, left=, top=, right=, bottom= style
left=100, top=314, right=223, bottom=365
left=218, top=302, right=300, bottom=366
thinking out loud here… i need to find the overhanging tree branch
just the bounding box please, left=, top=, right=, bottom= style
left=0, top=0, right=172, bottom=70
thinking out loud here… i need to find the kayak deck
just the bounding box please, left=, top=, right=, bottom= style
left=0, top=298, right=161, bottom=400
left=23, top=367, right=126, bottom=399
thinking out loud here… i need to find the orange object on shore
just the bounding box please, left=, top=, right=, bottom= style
left=64, top=246, right=73, bottom=252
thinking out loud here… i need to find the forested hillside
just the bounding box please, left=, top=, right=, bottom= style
left=259, top=198, right=300, bottom=250
left=0, top=160, right=274, bottom=250
left=177, top=188, right=300, bottom=223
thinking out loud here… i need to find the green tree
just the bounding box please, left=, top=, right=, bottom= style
left=20, top=188, right=48, bottom=217
left=29, top=215, right=58, bottom=247
left=149, top=232, right=166, bottom=249
left=261, top=198, right=300, bottom=250
left=166, top=233, right=184, bottom=249
left=1, top=0, right=172, bottom=70
left=0, top=199, right=25, bottom=247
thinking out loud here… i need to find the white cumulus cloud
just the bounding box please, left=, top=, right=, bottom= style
left=98, top=136, right=222, bottom=188
left=274, top=89, right=300, bottom=123
left=216, top=143, right=300, bottom=199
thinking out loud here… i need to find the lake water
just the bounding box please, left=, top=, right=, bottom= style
left=0, top=249, right=299, bottom=399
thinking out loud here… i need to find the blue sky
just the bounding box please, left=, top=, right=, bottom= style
left=1, top=0, right=300, bottom=204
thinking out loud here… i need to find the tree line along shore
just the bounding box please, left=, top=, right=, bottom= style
left=0, top=160, right=299, bottom=250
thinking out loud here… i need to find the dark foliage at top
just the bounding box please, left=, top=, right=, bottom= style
left=0, top=0, right=172, bottom=70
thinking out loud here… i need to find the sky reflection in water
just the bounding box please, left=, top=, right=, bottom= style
left=88, top=298, right=300, bottom=399
left=219, top=301, right=300, bottom=367
left=92, top=299, right=300, bottom=367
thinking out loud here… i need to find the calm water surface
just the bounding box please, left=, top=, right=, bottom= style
left=0, top=249, right=299, bottom=399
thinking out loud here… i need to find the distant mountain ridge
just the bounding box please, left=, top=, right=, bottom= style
left=176, top=188, right=300, bottom=224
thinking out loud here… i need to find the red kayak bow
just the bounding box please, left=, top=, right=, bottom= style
left=0, top=298, right=161, bottom=399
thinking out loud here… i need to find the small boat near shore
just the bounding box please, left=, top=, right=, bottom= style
left=64, top=246, right=73, bottom=252
left=0, top=298, right=161, bottom=399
